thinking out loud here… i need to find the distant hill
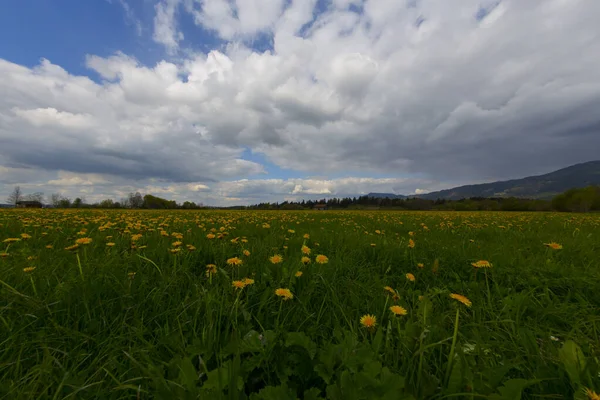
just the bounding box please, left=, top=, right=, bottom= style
left=419, top=161, right=600, bottom=200
left=366, top=193, right=406, bottom=199
left=368, top=160, right=600, bottom=201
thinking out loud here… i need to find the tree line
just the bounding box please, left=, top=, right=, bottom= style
left=4, top=185, right=600, bottom=212
left=3, top=188, right=205, bottom=209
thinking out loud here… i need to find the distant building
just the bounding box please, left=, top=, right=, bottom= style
left=313, top=204, right=328, bottom=211
left=0, top=203, right=15, bottom=208
left=16, top=200, right=43, bottom=208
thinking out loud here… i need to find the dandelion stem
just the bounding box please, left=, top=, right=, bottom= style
left=417, top=302, right=427, bottom=391
left=444, top=308, right=460, bottom=388
left=485, top=270, right=492, bottom=309
left=76, top=253, right=84, bottom=281
left=29, top=276, right=37, bottom=296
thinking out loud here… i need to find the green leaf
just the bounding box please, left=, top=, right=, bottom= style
left=559, top=340, right=586, bottom=387
left=285, top=332, right=317, bottom=359
left=240, top=330, right=263, bottom=353
left=202, top=361, right=231, bottom=392
left=177, top=356, right=197, bottom=392
left=251, top=384, right=298, bottom=400
left=489, top=379, right=542, bottom=400
left=446, top=356, right=463, bottom=394
left=303, top=387, right=325, bottom=400
left=372, top=328, right=383, bottom=354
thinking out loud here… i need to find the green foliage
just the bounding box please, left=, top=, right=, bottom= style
left=0, top=209, right=599, bottom=399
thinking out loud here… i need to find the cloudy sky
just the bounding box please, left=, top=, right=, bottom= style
left=1, top=0, right=599, bottom=205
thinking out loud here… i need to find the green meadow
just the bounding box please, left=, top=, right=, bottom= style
left=1, top=209, right=599, bottom=399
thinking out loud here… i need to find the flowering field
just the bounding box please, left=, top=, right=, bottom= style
left=1, top=209, right=599, bottom=399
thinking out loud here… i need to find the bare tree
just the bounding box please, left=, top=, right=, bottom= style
left=6, top=186, right=23, bottom=205
left=24, top=192, right=44, bottom=204
left=50, top=193, right=62, bottom=207
left=128, top=192, right=144, bottom=208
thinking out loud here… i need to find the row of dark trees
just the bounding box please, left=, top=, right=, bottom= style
left=240, top=186, right=600, bottom=212
left=4, top=188, right=205, bottom=210
left=5, top=185, right=600, bottom=212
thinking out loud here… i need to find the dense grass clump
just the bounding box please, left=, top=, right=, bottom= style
left=0, top=209, right=599, bottom=399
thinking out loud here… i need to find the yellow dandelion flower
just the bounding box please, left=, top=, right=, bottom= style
left=584, top=388, right=600, bottom=400
left=262, top=223, right=270, bottom=228
left=170, top=248, right=182, bottom=253
left=205, top=264, right=217, bottom=277
left=360, top=314, right=377, bottom=329
left=288, top=229, right=295, bottom=234
left=408, top=239, right=415, bottom=248
left=45, top=245, right=53, bottom=249
left=275, top=288, right=293, bottom=300
left=450, top=293, right=472, bottom=307
left=65, top=244, right=79, bottom=251
left=3, top=238, right=21, bottom=243
left=75, top=237, right=93, bottom=245
left=0, top=252, right=8, bottom=258
left=242, top=278, right=255, bottom=285
left=301, top=256, right=311, bottom=264
left=172, top=241, right=182, bottom=247
left=417, top=263, right=424, bottom=268
left=406, top=273, right=415, bottom=282
left=390, top=305, right=407, bottom=316
left=186, top=245, right=196, bottom=251
left=295, top=271, right=303, bottom=277
left=370, top=243, right=376, bottom=247
left=21, top=233, right=32, bottom=240
left=270, top=254, right=283, bottom=264
left=408, top=231, right=414, bottom=236
left=315, top=254, right=329, bottom=264
left=472, top=260, right=492, bottom=268
left=227, top=257, right=243, bottom=266
left=106, top=242, right=115, bottom=247
left=303, top=234, right=310, bottom=239
left=206, top=233, right=216, bottom=239
left=383, top=286, right=395, bottom=295
left=131, top=234, right=143, bottom=241
left=301, top=245, right=311, bottom=255
left=544, top=242, right=563, bottom=250
left=128, top=272, right=136, bottom=279
left=23, top=267, right=36, bottom=273
left=243, top=249, right=251, bottom=256
left=232, top=280, right=246, bottom=289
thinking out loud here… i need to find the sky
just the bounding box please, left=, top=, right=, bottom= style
left=1, top=0, right=599, bottom=206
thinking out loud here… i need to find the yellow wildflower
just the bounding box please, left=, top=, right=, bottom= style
left=390, top=305, right=407, bottom=316
left=450, top=293, right=472, bottom=307
left=227, top=257, right=243, bottom=266
left=270, top=254, right=283, bottom=264
left=544, top=242, right=563, bottom=250
left=275, top=288, right=293, bottom=300
left=360, top=314, right=377, bottom=329
left=315, top=254, right=329, bottom=264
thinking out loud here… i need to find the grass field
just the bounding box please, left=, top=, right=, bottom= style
left=1, top=209, right=599, bottom=399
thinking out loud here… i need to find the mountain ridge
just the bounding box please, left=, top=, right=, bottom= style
left=367, top=160, right=600, bottom=200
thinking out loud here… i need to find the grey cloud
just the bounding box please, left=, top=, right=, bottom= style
left=2, top=0, right=600, bottom=205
